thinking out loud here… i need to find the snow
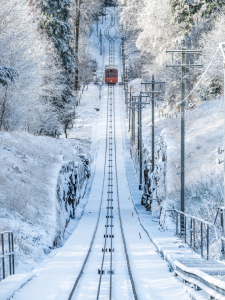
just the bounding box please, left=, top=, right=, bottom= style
left=0, top=5, right=216, bottom=300
left=0, top=80, right=100, bottom=277
left=129, top=78, right=224, bottom=219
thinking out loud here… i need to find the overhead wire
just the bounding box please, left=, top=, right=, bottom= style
left=166, top=45, right=221, bottom=117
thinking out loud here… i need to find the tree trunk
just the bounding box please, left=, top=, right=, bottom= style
left=0, top=86, right=8, bottom=131
left=74, top=0, right=81, bottom=91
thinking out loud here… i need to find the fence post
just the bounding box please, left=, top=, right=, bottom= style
left=179, top=213, right=182, bottom=238
left=176, top=212, right=178, bottom=235
left=207, top=225, right=209, bottom=260
left=8, top=233, right=11, bottom=275
left=184, top=216, right=186, bottom=243
left=193, top=219, right=195, bottom=251
left=190, top=218, right=192, bottom=246
left=221, top=208, right=225, bottom=259
left=1, top=234, right=5, bottom=279
left=12, top=233, right=14, bottom=275
left=201, top=222, right=203, bottom=258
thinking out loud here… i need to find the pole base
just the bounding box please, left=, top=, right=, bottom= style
left=139, top=184, right=142, bottom=191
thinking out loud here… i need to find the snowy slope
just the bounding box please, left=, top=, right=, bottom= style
left=0, top=85, right=101, bottom=278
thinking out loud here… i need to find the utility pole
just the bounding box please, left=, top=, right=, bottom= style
left=97, top=17, right=99, bottom=37
left=125, top=68, right=128, bottom=116
left=219, top=43, right=225, bottom=259
left=141, top=75, right=165, bottom=172
left=129, top=86, right=133, bottom=131
left=130, top=95, right=150, bottom=190
left=121, top=25, right=125, bottom=86
left=166, top=47, right=202, bottom=232
left=100, top=30, right=102, bottom=55
left=129, top=95, right=140, bottom=142
left=139, top=95, right=143, bottom=190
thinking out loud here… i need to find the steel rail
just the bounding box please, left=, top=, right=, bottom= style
left=96, top=85, right=114, bottom=299
left=113, top=88, right=138, bottom=300
left=68, top=83, right=110, bottom=300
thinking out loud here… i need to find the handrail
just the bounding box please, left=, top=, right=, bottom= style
left=166, top=209, right=215, bottom=227
left=163, top=208, right=222, bottom=260
left=175, top=261, right=225, bottom=299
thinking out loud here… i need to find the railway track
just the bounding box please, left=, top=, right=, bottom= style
left=68, top=9, right=137, bottom=300
left=68, top=86, right=137, bottom=300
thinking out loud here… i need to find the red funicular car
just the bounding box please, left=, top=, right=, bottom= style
left=105, top=65, right=118, bottom=84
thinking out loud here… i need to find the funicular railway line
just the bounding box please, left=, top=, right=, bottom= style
left=68, top=87, right=137, bottom=300
left=68, top=9, right=137, bottom=300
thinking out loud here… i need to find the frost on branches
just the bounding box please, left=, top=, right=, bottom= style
left=41, top=0, right=75, bottom=74
left=0, top=66, right=18, bottom=86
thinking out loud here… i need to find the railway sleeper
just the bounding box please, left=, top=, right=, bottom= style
left=107, top=269, right=114, bottom=274
left=106, top=207, right=113, bottom=209
left=98, top=269, right=105, bottom=274
left=106, top=216, right=113, bottom=218
left=105, top=225, right=114, bottom=227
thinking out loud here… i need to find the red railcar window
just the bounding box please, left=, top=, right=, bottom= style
left=106, top=69, right=117, bottom=79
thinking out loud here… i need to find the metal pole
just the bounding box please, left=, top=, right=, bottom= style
left=180, top=48, right=186, bottom=233
left=138, top=99, right=140, bottom=152
left=222, top=59, right=225, bottom=259
left=97, top=18, right=98, bottom=37
left=152, top=74, right=155, bottom=172
left=132, top=99, right=135, bottom=141
left=176, top=212, right=178, bottom=235
left=1, top=234, right=5, bottom=279
left=221, top=208, right=225, bottom=258
left=126, top=68, right=128, bottom=116
left=193, top=219, right=195, bottom=251
left=207, top=224, right=209, bottom=260
left=129, top=87, right=131, bottom=131
left=12, top=233, right=14, bottom=274
left=100, top=31, right=102, bottom=56
left=8, top=233, right=11, bottom=275
left=201, top=222, right=203, bottom=258
left=139, top=95, right=143, bottom=190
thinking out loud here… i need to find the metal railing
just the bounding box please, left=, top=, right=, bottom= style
left=164, top=209, right=222, bottom=260
left=0, top=232, right=15, bottom=281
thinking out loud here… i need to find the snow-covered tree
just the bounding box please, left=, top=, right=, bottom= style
left=0, top=0, right=62, bottom=134
left=70, top=0, right=102, bottom=90
left=40, top=0, right=75, bottom=74
left=0, top=66, right=18, bottom=86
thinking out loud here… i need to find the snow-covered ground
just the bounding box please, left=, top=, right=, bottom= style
left=129, top=79, right=224, bottom=217
left=0, top=79, right=101, bottom=277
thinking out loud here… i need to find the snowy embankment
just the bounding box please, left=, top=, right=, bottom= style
left=128, top=79, right=223, bottom=224
left=0, top=84, right=100, bottom=276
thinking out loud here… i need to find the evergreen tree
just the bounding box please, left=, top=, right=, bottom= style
left=41, top=0, right=75, bottom=74
left=170, top=0, right=225, bottom=30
